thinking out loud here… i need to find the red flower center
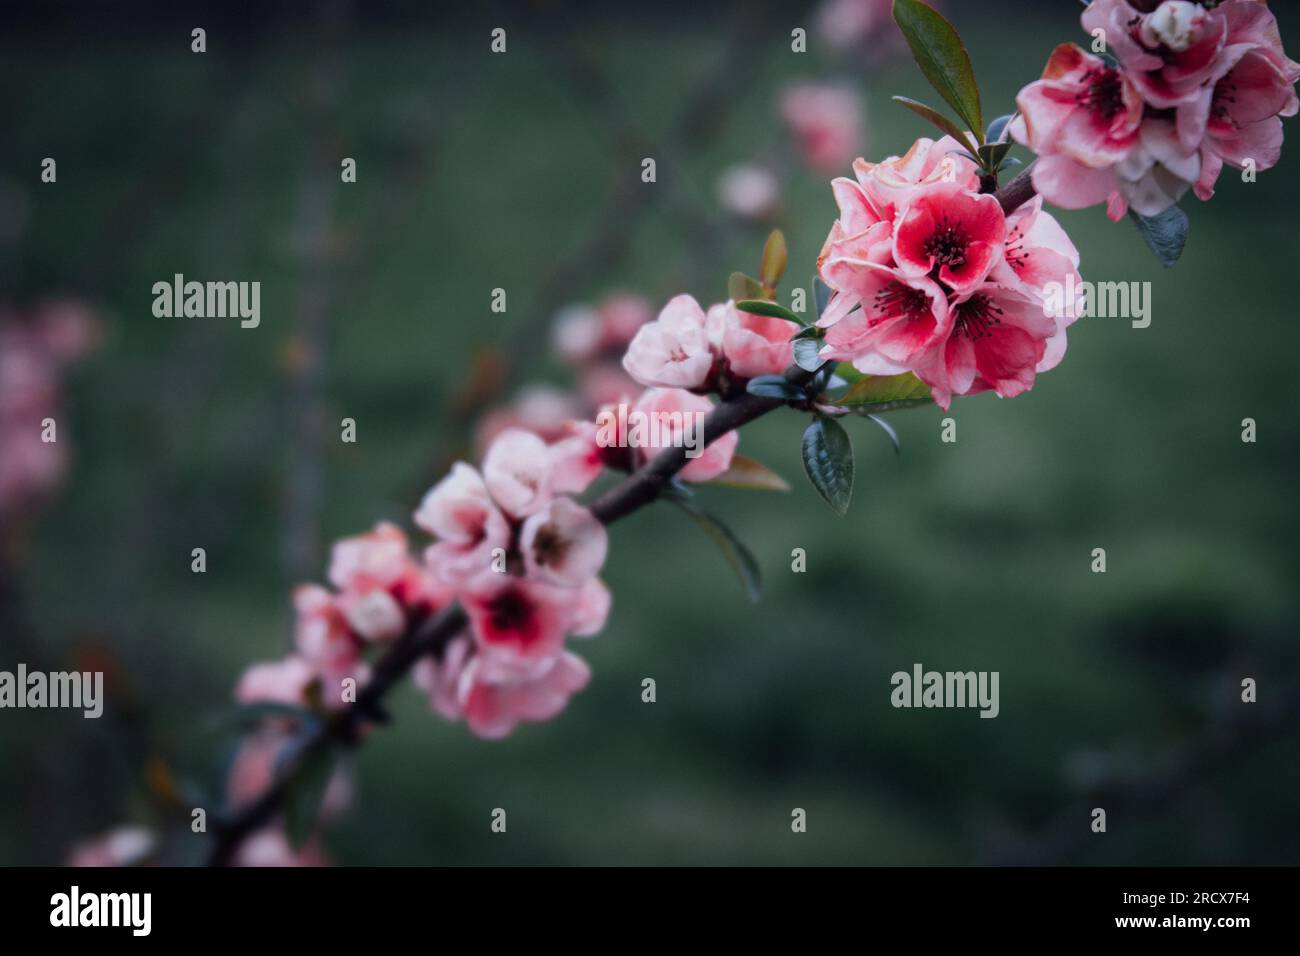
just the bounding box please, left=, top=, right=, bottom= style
left=1078, top=67, right=1126, bottom=120
left=922, top=219, right=970, bottom=271
left=485, top=586, right=541, bottom=648
left=873, top=282, right=933, bottom=321
left=953, top=294, right=1005, bottom=340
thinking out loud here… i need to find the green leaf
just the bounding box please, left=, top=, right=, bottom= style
left=986, top=113, right=1015, bottom=144
left=813, top=277, right=832, bottom=320
left=671, top=499, right=762, bottom=601
left=977, top=141, right=1014, bottom=170
left=760, top=230, right=788, bottom=288
left=728, top=271, right=765, bottom=303
left=892, top=96, right=978, bottom=154
left=736, top=299, right=806, bottom=326
left=746, top=374, right=804, bottom=400
left=893, top=0, right=983, bottom=141
left=793, top=336, right=825, bottom=372
left=283, top=740, right=336, bottom=850
left=801, top=414, right=855, bottom=516
left=1129, top=205, right=1188, bottom=268
left=702, top=453, right=791, bottom=492
left=833, top=372, right=933, bottom=408
left=866, top=413, right=901, bottom=455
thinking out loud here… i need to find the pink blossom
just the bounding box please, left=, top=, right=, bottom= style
left=780, top=83, right=864, bottom=175
left=474, top=386, right=581, bottom=452
left=67, top=826, right=158, bottom=867
left=461, top=576, right=575, bottom=665
left=415, top=462, right=510, bottom=585
left=292, top=584, right=357, bottom=669
left=570, top=578, right=612, bottom=637
left=820, top=266, right=951, bottom=375
left=892, top=184, right=1007, bottom=294
left=631, top=387, right=737, bottom=482
left=519, top=497, right=608, bottom=587
left=233, top=830, right=330, bottom=867
left=481, top=427, right=554, bottom=519
left=235, top=655, right=314, bottom=707
left=719, top=301, right=797, bottom=379
left=849, top=135, right=982, bottom=220
left=413, top=635, right=474, bottom=721
left=815, top=0, right=903, bottom=54
left=717, top=164, right=782, bottom=220
left=622, top=294, right=717, bottom=389
left=991, top=195, right=1083, bottom=371
left=328, top=521, right=410, bottom=593
left=456, top=651, right=592, bottom=740
left=916, top=283, right=1059, bottom=410
left=548, top=420, right=605, bottom=494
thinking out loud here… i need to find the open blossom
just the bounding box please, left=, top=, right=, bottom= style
left=418, top=645, right=593, bottom=740
left=622, top=294, right=717, bottom=389
left=416, top=462, right=511, bottom=586
left=1017, top=2, right=1298, bottom=218
left=520, top=497, right=608, bottom=587
left=780, top=83, right=864, bottom=175
left=623, top=294, right=796, bottom=389
left=818, top=136, right=1081, bottom=408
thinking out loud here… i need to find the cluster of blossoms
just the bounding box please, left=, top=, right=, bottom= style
left=1013, top=0, right=1299, bottom=219
left=0, top=300, right=98, bottom=524
left=815, top=137, right=1082, bottom=408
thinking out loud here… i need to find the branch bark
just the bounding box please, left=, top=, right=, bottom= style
left=207, top=174, right=1041, bottom=865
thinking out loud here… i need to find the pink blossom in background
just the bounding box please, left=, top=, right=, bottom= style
left=815, top=0, right=911, bottom=55
left=0, top=301, right=99, bottom=521
left=716, top=164, right=782, bottom=221
left=67, top=825, right=158, bottom=867
left=780, top=83, right=865, bottom=176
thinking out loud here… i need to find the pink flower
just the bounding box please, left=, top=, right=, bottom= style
left=548, top=420, right=604, bottom=494
left=820, top=266, right=951, bottom=375
left=916, top=283, right=1059, bottom=410
left=234, top=830, right=330, bottom=867
left=570, top=578, right=612, bottom=637
left=1083, top=0, right=1225, bottom=109
left=67, top=826, right=158, bottom=867
left=415, top=462, right=510, bottom=585
left=622, top=294, right=717, bottom=389
left=337, top=589, right=406, bottom=641
left=461, top=577, right=575, bottom=665
left=292, top=584, right=358, bottom=669
left=519, top=497, right=608, bottom=587
left=457, top=651, right=592, bottom=740
left=892, top=184, right=1007, bottom=294
left=717, top=164, right=781, bottom=220
left=631, top=387, right=737, bottom=482
left=328, top=521, right=410, bottom=593
left=481, top=428, right=553, bottom=518
left=992, top=196, right=1083, bottom=371
left=413, top=635, right=475, bottom=721
left=235, top=655, right=314, bottom=707
left=719, top=301, right=797, bottom=378
left=779, top=83, right=864, bottom=175
left=849, top=135, right=981, bottom=220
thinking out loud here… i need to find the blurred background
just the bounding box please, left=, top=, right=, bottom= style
left=1, top=0, right=1298, bottom=866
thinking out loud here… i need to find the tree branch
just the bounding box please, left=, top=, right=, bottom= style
left=207, top=171, right=1040, bottom=865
